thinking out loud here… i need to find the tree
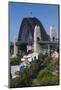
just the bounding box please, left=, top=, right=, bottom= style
left=10, top=57, right=20, bottom=65
left=34, top=68, right=59, bottom=86
left=29, top=58, right=42, bottom=79
left=10, top=69, right=32, bottom=88
left=47, top=59, right=59, bottom=74
left=38, top=53, right=52, bottom=69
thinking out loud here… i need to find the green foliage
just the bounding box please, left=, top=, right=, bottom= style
left=10, top=53, right=59, bottom=87
left=38, top=53, right=52, bottom=69
left=56, top=45, right=59, bottom=53
left=30, top=59, right=42, bottom=79
left=20, top=69, right=32, bottom=86
left=10, top=58, right=20, bottom=65
left=43, top=56, right=52, bottom=66
left=39, top=53, right=48, bottom=60
left=47, top=59, right=59, bottom=73
left=10, top=69, right=32, bottom=88
left=32, top=55, right=59, bottom=86
left=10, top=77, right=21, bottom=88
left=34, top=68, right=59, bottom=86
left=10, top=52, right=22, bottom=65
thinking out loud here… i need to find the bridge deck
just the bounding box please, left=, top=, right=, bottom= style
left=38, top=40, right=58, bottom=45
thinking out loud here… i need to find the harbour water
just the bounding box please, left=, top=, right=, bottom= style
left=11, top=65, right=20, bottom=76
left=11, top=63, right=26, bottom=76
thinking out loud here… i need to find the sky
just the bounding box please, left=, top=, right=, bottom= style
left=9, top=2, right=59, bottom=42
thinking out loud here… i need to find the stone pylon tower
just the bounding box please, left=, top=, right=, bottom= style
left=34, top=25, right=41, bottom=54
left=13, top=36, right=18, bottom=57
left=50, top=25, right=56, bottom=41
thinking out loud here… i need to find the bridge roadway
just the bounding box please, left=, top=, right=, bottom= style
left=38, top=40, right=58, bottom=45
left=16, top=40, right=58, bottom=45
left=38, top=40, right=59, bottom=56
left=16, top=40, right=58, bottom=57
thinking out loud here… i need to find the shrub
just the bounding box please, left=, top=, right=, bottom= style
left=34, top=68, right=59, bottom=86
left=10, top=58, right=20, bottom=65
left=30, top=59, right=42, bottom=79
left=10, top=69, right=32, bottom=88
left=47, top=59, right=59, bottom=73
left=38, top=53, right=52, bottom=69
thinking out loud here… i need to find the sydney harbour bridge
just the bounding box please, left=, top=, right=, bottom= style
left=10, top=17, right=58, bottom=59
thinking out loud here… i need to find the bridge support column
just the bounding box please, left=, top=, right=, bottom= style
left=48, top=44, right=50, bottom=57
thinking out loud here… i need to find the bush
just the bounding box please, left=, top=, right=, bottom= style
left=34, top=68, right=59, bottom=86
left=47, top=59, right=59, bottom=73
left=29, top=54, right=51, bottom=79
left=30, top=59, right=42, bottom=79
left=10, top=69, right=32, bottom=88
left=10, top=58, right=20, bottom=65
left=9, top=53, right=59, bottom=87
left=38, top=53, right=52, bottom=69
left=39, top=53, right=48, bottom=60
